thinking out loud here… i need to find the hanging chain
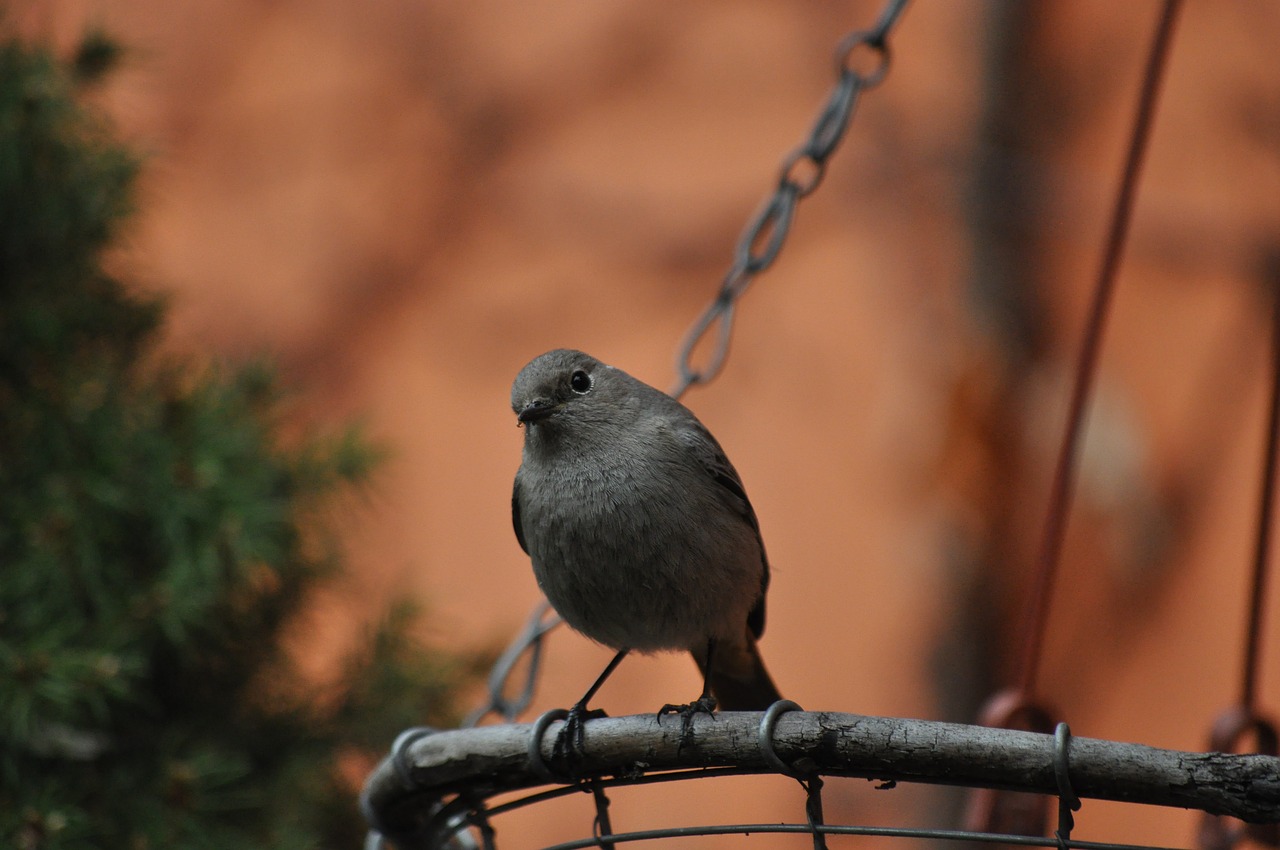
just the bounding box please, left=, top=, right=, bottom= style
left=669, top=0, right=910, bottom=399
left=463, top=602, right=560, bottom=728
left=463, top=0, right=911, bottom=729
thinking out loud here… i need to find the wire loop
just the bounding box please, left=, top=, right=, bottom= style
left=363, top=728, right=485, bottom=850
left=758, top=699, right=806, bottom=776
left=590, top=781, right=616, bottom=848
left=799, top=73, right=859, bottom=168
left=757, top=701, right=830, bottom=850
left=1199, top=706, right=1280, bottom=849
left=977, top=688, right=1059, bottom=734
left=965, top=689, right=1059, bottom=834
left=673, top=292, right=737, bottom=395
left=803, top=774, right=830, bottom=850
left=390, top=726, right=437, bottom=787
left=528, top=708, right=572, bottom=784
left=780, top=147, right=830, bottom=199
left=834, top=31, right=891, bottom=87
left=1054, top=723, right=1082, bottom=849
left=737, top=185, right=799, bottom=273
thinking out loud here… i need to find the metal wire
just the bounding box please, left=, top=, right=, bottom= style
left=440, top=767, right=1189, bottom=850
left=446, top=768, right=1192, bottom=850
left=965, top=4, right=1183, bottom=834
left=1242, top=258, right=1280, bottom=711
left=1013, top=0, right=1182, bottom=699
left=537, top=823, right=1189, bottom=850
left=464, top=602, right=561, bottom=728
left=445, top=758, right=1188, bottom=850
left=1197, top=256, right=1280, bottom=850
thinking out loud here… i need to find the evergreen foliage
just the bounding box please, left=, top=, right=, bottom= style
left=0, top=33, right=473, bottom=850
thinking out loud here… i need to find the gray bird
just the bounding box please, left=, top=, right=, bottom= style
left=511, top=349, right=781, bottom=741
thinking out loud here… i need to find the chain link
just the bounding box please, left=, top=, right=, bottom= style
left=465, top=0, right=910, bottom=728
left=670, top=0, right=908, bottom=399
left=463, top=602, right=561, bottom=728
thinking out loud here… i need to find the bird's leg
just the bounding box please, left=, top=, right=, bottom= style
left=659, top=639, right=719, bottom=745
left=554, top=648, right=629, bottom=767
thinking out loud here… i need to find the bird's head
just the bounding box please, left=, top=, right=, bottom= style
left=510, top=349, right=616, bottom=430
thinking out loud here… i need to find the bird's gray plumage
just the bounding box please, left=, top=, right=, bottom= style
left=511, top=349, right=779, bottom=709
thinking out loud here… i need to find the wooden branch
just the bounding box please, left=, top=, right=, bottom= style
left=362, top=711, right=1280, bottom=839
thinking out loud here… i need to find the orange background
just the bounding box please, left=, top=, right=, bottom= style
left=26, top=1, right=1280, bottom=846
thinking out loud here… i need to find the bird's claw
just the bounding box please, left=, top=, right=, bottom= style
left=552, top=704, right=608, bottom=770
left=658, top=695, right=718, bottom=747
left=658, top=694, right=718, bottom=719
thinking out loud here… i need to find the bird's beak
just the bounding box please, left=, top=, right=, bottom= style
left=517, top=398, right=558, bottom=424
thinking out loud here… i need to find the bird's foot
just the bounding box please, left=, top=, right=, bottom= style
left=552, top=703, right=608, bottom=770
left=658, top=695, right=718, bottom=748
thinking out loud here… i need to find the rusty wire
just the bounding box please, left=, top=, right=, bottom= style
left=1198, top=258, right=1280, bottom=850
left=966, top=1, right=1183, bottom=834
left=1242, top=261, right=1280, bottom=711
left=1012, top=0, right=1183, bottom=699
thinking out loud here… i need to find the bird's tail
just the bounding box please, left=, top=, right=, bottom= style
left=694, top=634, right=782, bottom=711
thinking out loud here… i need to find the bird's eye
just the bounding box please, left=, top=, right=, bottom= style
left=570, top=370, right=592, bottom=394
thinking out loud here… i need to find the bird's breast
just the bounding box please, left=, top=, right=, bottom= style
left=518, top=445, right=760, bottom=652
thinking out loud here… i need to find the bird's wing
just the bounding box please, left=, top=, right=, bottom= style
left=674, top=420, right=771, bottom=639
left=511, top=475, right=529, bottom=555
left=673, top=421, right=759, bottom=529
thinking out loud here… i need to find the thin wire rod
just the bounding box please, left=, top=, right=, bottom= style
left=483, top=766, right=752, bottom=820
left=538, top=821, right=1188, bottom=850
left=1015, top=0, right=1183, bottom=696
left=1243, top=265, right=1280, bottom=708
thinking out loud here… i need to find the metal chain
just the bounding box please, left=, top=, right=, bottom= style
left=670, top=0, right=909, bottom=399
left=464, top=0, right=910, bottom=728
left=464, top=602, right=561, bottom=728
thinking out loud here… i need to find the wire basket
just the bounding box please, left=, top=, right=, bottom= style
left=361, top=705, right=1280, bottom=849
